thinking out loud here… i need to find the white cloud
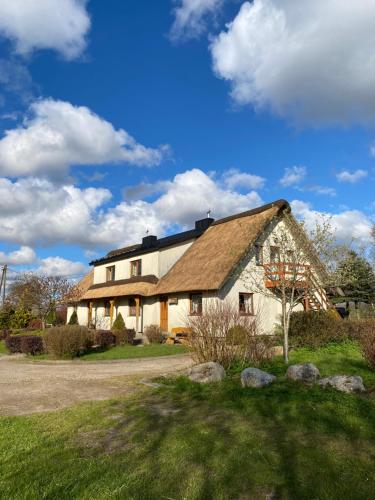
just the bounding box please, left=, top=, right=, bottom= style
left=0, top=169, right=263, bottom=250
left=0, top=246, right=36, bottom=265
left=170, top=0, right=223, bottom=40
left=222, top=168, right=265, bottom=190
left=0, top=99, right=168, bottom=179
left=336, top=169, right=368, bottom=184
left=280, top=166, right=306, bottom=187
left=34, top=256, right=88, bottom=277
left=307, top=185, right=336, bottom=197
left=291, top=200, right=373, bottom=247
left=0, top=177, right=112, bottom=247
left=211, top=0, right=375, bottom=125
left=0, top=0, right=90, bottom=60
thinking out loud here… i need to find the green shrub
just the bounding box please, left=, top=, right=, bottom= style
left=44, top=326, right=93, bottom=359
left=113, top=328, right=136, bottom=345
left=144, top=324, right=164, bottom=344
left=112, top=313, right=125, bottom=331
left=289, top=311, right=375, bottom=349
left=289, top=310, right=346, bottom=348
left=68, top=310, right=78, bottom=325
left=9, top=308, right=32, bottom=329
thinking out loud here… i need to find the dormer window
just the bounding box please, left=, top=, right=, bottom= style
left=130, top=259, right=142, bottom=277
left=106, top=265, right=115, bottom=282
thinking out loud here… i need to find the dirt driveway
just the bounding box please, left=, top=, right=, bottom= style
left=0, top=354, right=193, bottom=416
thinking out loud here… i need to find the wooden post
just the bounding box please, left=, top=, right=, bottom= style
left=135, top=296, right=140, bottom=333
left=88, top=301, right=93, bottom=326
left=110, top=299, right=115, bottom=327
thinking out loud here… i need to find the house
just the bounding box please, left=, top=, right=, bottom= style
left=67, top=199, right=329, bottom=335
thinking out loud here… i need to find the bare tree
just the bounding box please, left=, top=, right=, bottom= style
left=8, top=274, right=81, bottom=328
left=239, top=212, right=336, bottom=363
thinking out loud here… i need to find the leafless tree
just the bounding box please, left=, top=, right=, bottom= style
left=239, top=212, right=338, bottom=363
left=8, top=274, right=81, bottom=327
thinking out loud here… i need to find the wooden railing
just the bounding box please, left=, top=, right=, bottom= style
left=263, top=262, right=329, bottom=310
left=263, top=262, right=309, bottom=288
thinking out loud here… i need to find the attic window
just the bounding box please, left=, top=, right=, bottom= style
left=270, top=246, right=280, bottom=263
left=255, top=244, right=263, bottom=266
left=190, top=293, right=202, bottom=316
left=106, top=265, right=115, bottom=282
left=130, top=259, right=142, bottom=277
left=239, top=293, right=254, bottom=316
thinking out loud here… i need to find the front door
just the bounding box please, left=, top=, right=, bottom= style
left=160, top=297, right=168, bottom=332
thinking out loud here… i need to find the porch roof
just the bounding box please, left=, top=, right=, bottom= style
left=82, top=275, right=158, bottom=300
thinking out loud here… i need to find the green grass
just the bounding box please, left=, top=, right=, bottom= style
left=0, top=340, right=6, bottom=355
left=0, top=341, right=374, bottom=499
left=78, top=343, right=188, bottom=361
left=261, top=340, right=375, bottom=387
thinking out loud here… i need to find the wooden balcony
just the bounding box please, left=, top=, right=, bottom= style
left=263, top=262, right=329, bottom=309
left=263, top=262, right=310, bottom=289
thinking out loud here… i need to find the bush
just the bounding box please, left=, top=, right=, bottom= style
left=0, top=329, right=10, bottom=340
left=68, top=310, right=78, bottom=325
left=95, top=330, right=116, bottom=348
left=44, top=326, right=93, bottom=359
left=113, top=328, right=136, bottom=345
left=27, top=318, right=43, bottom=331
left=9, top=308, right=32, bottom=329
left=5, top=335, right=23, bottom=354
left=359, top=330, right=375, bottom=369
left=20, top=336, right=45, bottom=355
left=112, top=313, right=125, bottom=331
left=289, top=311, right=375, bottom=349
left=289, top=310, right=346, bottom=348
left=186, top=300, right=273, bottom=369
left=144, top=325, right=164, bottom=344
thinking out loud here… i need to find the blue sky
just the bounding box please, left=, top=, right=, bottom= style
left=0, top=0, right=374, bottom=279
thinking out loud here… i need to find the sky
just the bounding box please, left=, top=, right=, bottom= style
left=0, top=0, right=374, bottom=280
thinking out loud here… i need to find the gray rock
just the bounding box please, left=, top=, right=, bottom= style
left=286, top=363, right=320, bottom=382
left=317, top=375, right=365, bottom=394
left=241, top=367, right=276, bottom=388
left=187, top=362, right=225, bottom=383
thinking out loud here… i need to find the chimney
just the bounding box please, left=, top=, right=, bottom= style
left=142, top=235, right=157, bottom=248
left=195, top=217, right=214, bottom=232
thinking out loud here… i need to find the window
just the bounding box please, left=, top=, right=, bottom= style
left=129, top=297, right=137, bottom=316
left=106, top=265, right=115, bottom=282
left=255, top=244, right=263, bottom=265
left=239, top=293, right=254, bottom=315
left=270, top=246, right=280, bottom=263
left=104, top=300, right=111, bottom=317
left=130, top=259, right=142, bottom=277
left=190, top=293, right=202, bottom=315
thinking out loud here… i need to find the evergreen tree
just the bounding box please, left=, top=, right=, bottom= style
left=68, top=310, right=78, bottom=325
left=336, top=251, right=375, bottom=307
left=112, top=312, right=125, bottom=331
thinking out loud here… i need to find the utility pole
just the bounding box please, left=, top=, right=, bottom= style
left=0, top=265, right=7, bottom=308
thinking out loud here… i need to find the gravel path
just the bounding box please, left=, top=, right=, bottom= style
left=0, top=354, right=193, bottom=416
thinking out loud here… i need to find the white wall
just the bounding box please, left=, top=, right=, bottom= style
left=93, top=240, right=194, bottom=285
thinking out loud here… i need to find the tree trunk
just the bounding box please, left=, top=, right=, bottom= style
left=281, top=290, right=289, bottom=364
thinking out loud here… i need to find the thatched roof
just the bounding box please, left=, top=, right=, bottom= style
left=155, top=200, right=289, bottom=294
left=82, top=277, right=157, bottom=300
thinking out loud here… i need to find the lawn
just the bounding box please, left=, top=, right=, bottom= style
left=79, top=343, right=188, bottom=361
left=0, top=340, right=6, bottom=355
left=0, top=341, right=374, bottom=499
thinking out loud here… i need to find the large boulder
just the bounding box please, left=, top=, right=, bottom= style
left=241, top=368, right=276, bottom=388
left=286, top=363, right=320, bottom=382
left=317, top=375, right=365, bottom=394
left=187, top=362, right=225, bottom=383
